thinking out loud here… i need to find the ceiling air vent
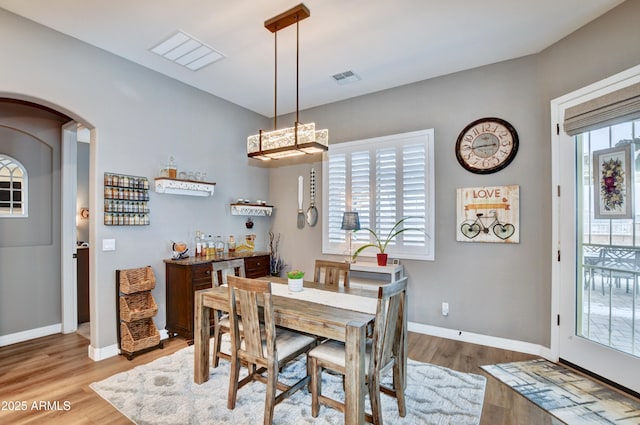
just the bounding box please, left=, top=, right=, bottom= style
left=150, top=30, right=225, bottom=71
left=331, top=70, right=361, bottom=85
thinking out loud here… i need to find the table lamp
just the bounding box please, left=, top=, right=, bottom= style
left=341, top=211, right=360, bottom=263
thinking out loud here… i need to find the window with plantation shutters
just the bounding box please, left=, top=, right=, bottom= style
left=322, top=129, right=434, bottom=260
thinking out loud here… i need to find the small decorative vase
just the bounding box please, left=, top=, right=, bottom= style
left=376, top=253, right=388, bottom=266
left=288, top=278, right=303, bottom=292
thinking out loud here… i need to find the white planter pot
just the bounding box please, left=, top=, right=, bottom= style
left=287, top=278, right=303, bottom=292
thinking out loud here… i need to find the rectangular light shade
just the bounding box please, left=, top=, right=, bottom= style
left=248, top=123, right=328, bottom=160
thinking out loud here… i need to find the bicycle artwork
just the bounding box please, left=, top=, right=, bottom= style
left=456, top=185, right=520, bottom=243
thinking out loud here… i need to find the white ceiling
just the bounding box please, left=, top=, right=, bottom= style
left=0, top=0, right=625, bottom=117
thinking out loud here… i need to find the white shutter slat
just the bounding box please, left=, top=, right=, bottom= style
left=323, top=129, right=434, bottom=260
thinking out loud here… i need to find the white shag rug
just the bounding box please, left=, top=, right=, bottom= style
left=91, top=338, right=486, bottom=425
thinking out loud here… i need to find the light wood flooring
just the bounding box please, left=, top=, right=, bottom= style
left=0, top=331, right=555, bottom=424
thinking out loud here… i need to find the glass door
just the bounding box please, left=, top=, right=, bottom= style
left=557, top=117, right=640, bottom=393
left=577, top=121, right=640, bottom=356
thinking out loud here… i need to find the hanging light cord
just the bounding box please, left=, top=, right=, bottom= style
left=294, top=16, right=300, bottom=147
left=273, top=28, right=278, bottom=131
left=296, top=17, right=300, bottom=125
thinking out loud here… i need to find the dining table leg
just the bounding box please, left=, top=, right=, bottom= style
left=344, top=320, right=367, bottom=425
left=194, top=291, right=210, bottom=384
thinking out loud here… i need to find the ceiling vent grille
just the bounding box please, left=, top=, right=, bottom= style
left=150, top=31, right=225, bottom=71
left=331, top=70, right=361, bottom=85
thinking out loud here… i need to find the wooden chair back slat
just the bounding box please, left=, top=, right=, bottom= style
left=313, top=260, right=350, bottom=287
left=372, top=277, right=407, bottom=379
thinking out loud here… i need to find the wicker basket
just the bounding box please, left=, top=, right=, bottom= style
left=120, top=318, right=160, bottom=353
left=119, top=266, right=156, bottom=294
left=119, top=292, right=158, bottom=322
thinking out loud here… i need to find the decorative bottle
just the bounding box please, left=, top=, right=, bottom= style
left=227, top=235, right=236, bottom=254
left=215, top=236, right=224, bottom=257
left=207, top=235, right=215, bottom=257
left=195, top=231, right=202, bottom=257
left=167, top=155, right=177, bottom=179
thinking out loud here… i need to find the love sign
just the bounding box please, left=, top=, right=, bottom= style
left=456, top=185, right=519, bottom=243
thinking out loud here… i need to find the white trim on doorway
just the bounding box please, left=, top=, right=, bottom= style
left=61, top=121, right=78, bottom=334
left=550, top=63, right=640, bottom=393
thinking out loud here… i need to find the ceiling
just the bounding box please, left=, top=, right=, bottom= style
left=0, top=0, right=625, bottom=117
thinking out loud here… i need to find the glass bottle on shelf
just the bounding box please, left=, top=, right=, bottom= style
left=207, top=235, right=215, bottom=257
left=214, top=236, right=224, bottom=257
left=167, top=155, right=177, bottom=179
left=195, top=231, right=202, bottom=257
left=228, top=235, right=236, bottom=254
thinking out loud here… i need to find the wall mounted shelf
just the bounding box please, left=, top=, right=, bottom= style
left=104, top=173, right=150, bottom=226
left=154, top=177, right=215, bottom=197
left=230, top=203, right=273, bottom=216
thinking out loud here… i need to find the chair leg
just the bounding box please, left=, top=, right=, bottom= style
left=212, top=323, right=222, bottom=368
left=227, top=354, right=241, bottom=410
left=263, top=361, right=278, bottom=425
left=392, top=361, right=406, bottom=417
left=369, top=373, right=383, bottom=425
left=309, top=356, right=321, bottom=417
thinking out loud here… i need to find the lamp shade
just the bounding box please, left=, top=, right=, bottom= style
left=341, top=211, right=361, bottom=231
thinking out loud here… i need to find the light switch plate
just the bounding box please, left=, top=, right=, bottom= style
left=102, top=238, right=116, bottom=251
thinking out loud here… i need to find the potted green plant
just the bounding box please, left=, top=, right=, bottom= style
left=352, top=217, right=423, bottom=266
left=287, top=270, right=304, bottom=292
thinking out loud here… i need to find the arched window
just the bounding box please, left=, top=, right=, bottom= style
left=0, top=154, right=28, bottom=217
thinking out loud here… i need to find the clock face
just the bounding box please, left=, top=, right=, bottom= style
left=455, top=118, right=519, bottom=174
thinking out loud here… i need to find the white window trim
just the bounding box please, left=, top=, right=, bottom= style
left=322, top=129, right=435, bottom=261
left=0, top=154, right=28, bottom=218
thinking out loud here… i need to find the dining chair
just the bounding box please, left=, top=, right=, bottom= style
left=226, top=275, right=317, bottom=425
left=307, top=277, right=408, bottom=425
left=211, top=259, right=246, bottom=367
left=313, top=259, right=350, bottom=287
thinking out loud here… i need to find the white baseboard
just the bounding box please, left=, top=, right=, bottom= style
left=408, top=322, right=552, bottom=359
left=0, top=323, right=62, bottom=347
left=88, top=343, right=119, bottom=361
left=87, top=329, right=171, bottom=362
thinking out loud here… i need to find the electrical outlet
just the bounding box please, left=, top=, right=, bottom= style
left=442, top=302, right=449, bottom=316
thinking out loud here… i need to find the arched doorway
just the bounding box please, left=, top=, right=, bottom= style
left=0, top=97, right=95, bottom=350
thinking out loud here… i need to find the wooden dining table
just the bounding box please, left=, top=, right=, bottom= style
left=193, top=277, right=377, bottom=425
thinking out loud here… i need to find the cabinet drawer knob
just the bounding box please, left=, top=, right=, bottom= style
left=205, top=270, right=211, bottom=275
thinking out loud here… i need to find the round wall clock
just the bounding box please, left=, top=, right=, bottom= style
left=455, top=117, right=519, bottom=174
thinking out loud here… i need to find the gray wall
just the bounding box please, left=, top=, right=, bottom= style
left=268, top=0, right=640, bottom=348
left=0, top=8, right=269, bottom=348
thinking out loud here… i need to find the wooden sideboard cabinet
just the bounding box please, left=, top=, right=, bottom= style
left=243, top=255, right=270, bottom=278
left=165, top=253, right=270, bottom=340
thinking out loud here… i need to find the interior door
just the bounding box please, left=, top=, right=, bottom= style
left=553, top=74, right=640, bottom=394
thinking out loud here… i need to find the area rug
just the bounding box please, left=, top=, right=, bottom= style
left=91, top=337, right=486, bottom=425
left=482, top=359, right=640, bottom=425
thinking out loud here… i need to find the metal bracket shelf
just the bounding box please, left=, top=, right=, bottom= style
left=230, top=204, right=273, bottom=216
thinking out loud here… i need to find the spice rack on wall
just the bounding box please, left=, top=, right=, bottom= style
left=104, top=173, right=150, bottom=226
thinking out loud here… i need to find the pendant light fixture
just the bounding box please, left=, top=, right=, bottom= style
left=247, top=3, right=329, bottom=161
